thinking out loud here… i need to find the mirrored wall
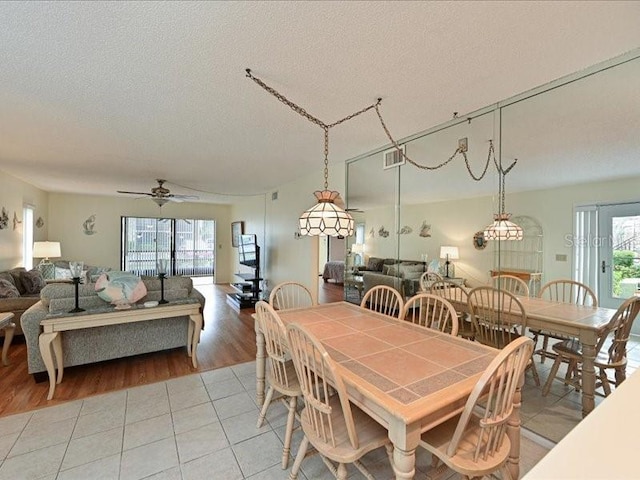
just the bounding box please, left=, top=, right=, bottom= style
left=345, top=49, right=640, bottom=294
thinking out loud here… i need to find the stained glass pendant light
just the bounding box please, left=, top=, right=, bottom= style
left=483, top=156, right=523, bottom=240
left=299, top=127, right=354, bottom=237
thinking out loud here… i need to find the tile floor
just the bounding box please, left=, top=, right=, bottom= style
left=0, top=359, right=554, bottom=480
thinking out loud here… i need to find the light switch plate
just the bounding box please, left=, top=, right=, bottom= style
left=555, top=254, right=568, bottom=262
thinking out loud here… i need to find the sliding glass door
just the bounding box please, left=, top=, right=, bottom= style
left=122, top=217, right=216, bottom=278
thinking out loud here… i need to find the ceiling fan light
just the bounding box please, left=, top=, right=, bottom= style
left=483, top=213, right=523, bottom=241
left=152, top=197, right=169, bottom=207
left=298, top=190, right=355, bottom=237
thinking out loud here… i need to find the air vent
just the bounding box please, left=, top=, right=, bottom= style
left=382, top=145, right=406, bottom=169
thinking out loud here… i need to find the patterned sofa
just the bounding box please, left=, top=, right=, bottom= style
left=0, top=267, right=44, bottom=337
left=21, top=276, right=205, bottom=377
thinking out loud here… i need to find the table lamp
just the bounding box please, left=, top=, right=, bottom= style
left=33, top=241, right=61, bottom=279
left=351, top=243, right=364, bottom=267
left=440, top=246, right=459, bottom=278
left=69, top=261, right=85, bottom=313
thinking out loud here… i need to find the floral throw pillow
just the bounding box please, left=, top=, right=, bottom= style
left=95, top=272, right=147, bottom=305
left=20, top=269, right=46, bottom=295
left=0, top=279, right=20, bottom=298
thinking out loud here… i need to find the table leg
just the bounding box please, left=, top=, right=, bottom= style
left=2, top=322, right=15, bottom=366
left=255, top=319, right=266, bottom=406
left=53, top=333, right=64, bottom=384
left=39, top=332, right=59, bottom=400
left=189, top=313, right=203, bottom=368
left=389, top=419, right=420, bottom=480
left=506, top=371, right=523, bottom=480
left=580, top=331, right=598, bottom=417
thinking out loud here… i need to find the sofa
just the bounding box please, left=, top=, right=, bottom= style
left=359, top=257, right=426, bottom=298
left=21, top=275, right=205, bottom=377
left=0, top=268, right=44, bottom=337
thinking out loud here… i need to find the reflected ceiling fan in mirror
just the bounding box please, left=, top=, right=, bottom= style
left=117, top=179, right=199, bottom=207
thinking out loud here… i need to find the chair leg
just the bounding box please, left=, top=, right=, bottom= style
left=542, top=355, right=563, bottom=396
left=256, top=385, right=274, bottom=428
left=540, top=334, right=550, bottom=364
left=528, top=360, right=541, bottom=387
left=281, top=395, right=297, bottom=469
left=289, top=436, right=309, bottom=480
left=615, top=365, right=627, bottom=386
left=336, top=463, right=348, bottom=480
left=599, top=368, right=612, bottom=397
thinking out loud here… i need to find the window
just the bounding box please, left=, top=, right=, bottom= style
left=23, top=205, right=35, bottom=269
left=121, top=217, right=216, bottom=278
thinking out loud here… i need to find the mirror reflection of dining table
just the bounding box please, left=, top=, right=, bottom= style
left=440, top=287, right=619, bottom=417
left=254, top=302, right=520, bottom=480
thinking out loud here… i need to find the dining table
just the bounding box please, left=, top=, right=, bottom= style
left=442, top=287, right=618, bottom=417
left=254, top=302, right=521, bottom=480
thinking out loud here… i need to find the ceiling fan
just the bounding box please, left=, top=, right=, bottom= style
left=117, top=179, right=199, bottom=207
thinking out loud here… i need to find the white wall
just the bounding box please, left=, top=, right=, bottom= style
left=47, top=193, right=233, bottom=282
left=0, top=171, right=49, bottom=271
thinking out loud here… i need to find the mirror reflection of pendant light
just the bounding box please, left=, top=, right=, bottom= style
left=298, top=127, right=354, bottom=237
left=483, top=155, right=523, bottom=241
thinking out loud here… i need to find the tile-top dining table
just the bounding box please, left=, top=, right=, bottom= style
left=442, top=288, right=618, bottom=417
left=254, top=302, right=523, bottom=480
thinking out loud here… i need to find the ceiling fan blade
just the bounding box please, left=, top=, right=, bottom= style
left=170, top=194, right=199, bottom=200
left=117, top=190, right=153, bottom=196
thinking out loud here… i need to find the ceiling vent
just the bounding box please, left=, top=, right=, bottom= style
left=382, top=145, right=406, bottom=169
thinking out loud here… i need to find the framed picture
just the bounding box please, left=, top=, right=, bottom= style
left=231, top=221, right=244, bottom=248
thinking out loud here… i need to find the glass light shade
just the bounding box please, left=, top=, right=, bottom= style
left=156, top=259, right=169, bottom=275
left=69, top=261, right=84, bottom=278
left=33, top=241, right=61, bottom=260
left=484, top=213, right=524, bottom=241
left=153, top=197, right=169, bottom=207
left=439, top=246, right=459, bottom=260
left=299, top=190, right=355, bottom=237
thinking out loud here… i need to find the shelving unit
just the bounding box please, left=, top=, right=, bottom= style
left=228, top=272, right=262, bottom=309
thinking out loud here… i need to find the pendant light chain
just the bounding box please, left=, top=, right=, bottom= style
left=323, top=127, right=329, bottom=190
left=246, top=69, right=502, bottom=185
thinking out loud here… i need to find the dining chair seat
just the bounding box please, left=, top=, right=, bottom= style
left=420, top=337, right=534, bottom=480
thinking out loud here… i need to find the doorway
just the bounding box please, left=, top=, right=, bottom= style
left=598, top=203, right=640, bottom=330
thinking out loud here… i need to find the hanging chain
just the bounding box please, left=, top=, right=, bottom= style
left=323, top=127, right=329, bottom=190
left=246, top=68, right=513, bottom=184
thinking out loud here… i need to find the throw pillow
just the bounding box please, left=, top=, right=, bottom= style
left=95, top=271, right=147, bottom=305
left=382, top=264, right=391, bottom=276
left=0, top=279, right=20, bottom=298
left=20, top=269, right=46, bottom=294
left=366, top=257, right=385, bottom=272
left=386, top=265, right=402, bottom=278
left=400, top=264, right=424, bottom=280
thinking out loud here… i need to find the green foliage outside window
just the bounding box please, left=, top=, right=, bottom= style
left=612, top=250, right=640, bottom=296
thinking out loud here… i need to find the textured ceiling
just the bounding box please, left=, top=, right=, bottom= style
left=1, top=1, right=639, bottom=204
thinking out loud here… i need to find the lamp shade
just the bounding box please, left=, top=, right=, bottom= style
left=484, top=213, right=524, bottom=241
left=299, top=190, right=355, bottom=237
left=33, top=241, right=61, bottom=260
left=440, top=246, right=459, bottom=260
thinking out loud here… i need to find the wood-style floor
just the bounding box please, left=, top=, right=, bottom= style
left=0, top=280, right=344, bottom=418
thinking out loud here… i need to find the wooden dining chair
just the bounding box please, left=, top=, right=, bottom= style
left=491, top=274, right=530, bottom=297
left=532, top=279, right=598, bottom=363
left=419, top=337, right=534, bottom=480
left=401, top=293, right=459, bottom=336
left=286, top=322, right=393, bottom=480
left=542, top=296, right=640, bottom=397
left=468, top=286, right=540, bottom=386
left=360, top=285, right=404, bottom=318
left=254, top=301, right=302, bottom=469
left=269, top=281, right=314, bottom=311
left=430, top=280, right=473, bottom=340
left=419, top=271, right=443, bottom=292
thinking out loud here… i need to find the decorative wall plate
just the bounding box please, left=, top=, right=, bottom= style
left=473, top=231, right=487, bottom=250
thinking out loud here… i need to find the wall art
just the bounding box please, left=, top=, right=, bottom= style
left=378, top=226, right=389, bottom=238
left=399, top=225, right=413, bottom=234
left=13, top=212, right=22, bottom=231
left=419, top=221, right=432, bottom=237
left=0, top=208, right=8, bottom=229
left=36, top=216, right=44, bottom=228
left=368, top=227, right=375, bottom=238
left=83, top=214, right=97, bottom=235
left=473, top=231, right=487, bottom=250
